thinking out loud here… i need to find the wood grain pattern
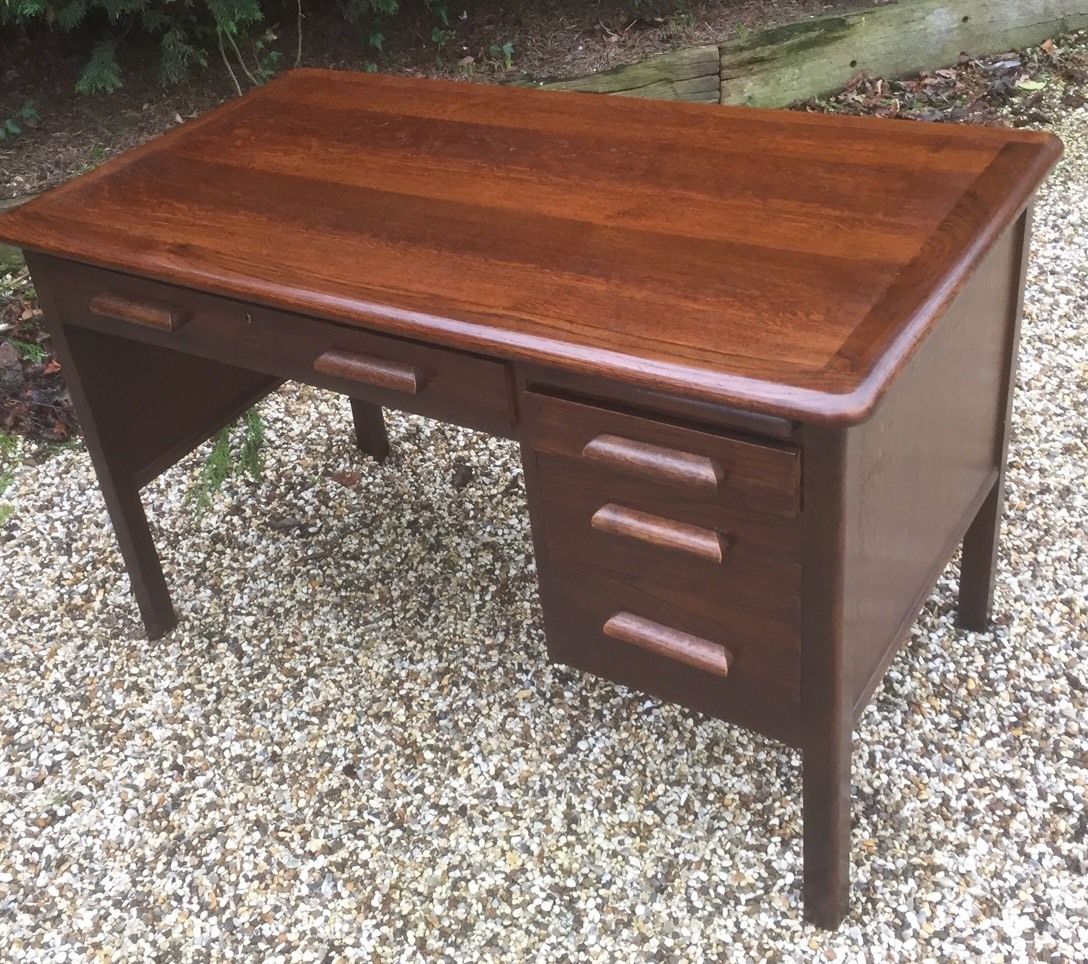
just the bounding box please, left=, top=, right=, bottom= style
left=534, top=453, right=801, bottom=635
left=603, top=612, right=733, bottom=677
left=590, top=503, right=726, bottom=563
left=44, top=257, right=517, bottom=439
left=89, top=292, right=187, bottom=331
left=523, top=391, right=800, bottom=517
left=0, top=69, right=1061, bottom=423
left=720, top=0, right=1088, bottom=109
left=314, top=349, right=420, bottom=394
left=839, top=221, right=1023, bottom=718
left=582, top=434, right=723, bottom=493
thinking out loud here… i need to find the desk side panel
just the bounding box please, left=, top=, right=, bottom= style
left=839, top=215, right=1026, bottom=717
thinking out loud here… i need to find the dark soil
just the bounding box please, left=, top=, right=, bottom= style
left=0, top=268, right=76, bottom=441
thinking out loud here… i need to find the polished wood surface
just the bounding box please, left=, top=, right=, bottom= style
left=582, top=434, right=724, bottom=494
left=522, top=391, right=800, bottom=516
left=0, top=68, right=1061, bottom=422
left=313, top=349, right=421, bottom=394
left=89, top=292, right=188, bottom=331
left=602, top=612, right=733, bottom=678
left=590, top=503, right=726, bottom=564
left=38, top=256, right=517, bottom=439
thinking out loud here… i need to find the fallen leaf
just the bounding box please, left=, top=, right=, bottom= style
left=328, top=469, right=360, bottom=488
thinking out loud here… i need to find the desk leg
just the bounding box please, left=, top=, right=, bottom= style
left=801, top=425, right=852, bottom=929
left=43, top=322, right=177, bottom=639
left=957, top=478, right=1002, bottom=631
left=957, top=206, right=1031, bottom=632
left=803, top=716, right=853, bottom=929
left=349, top=399, right=390, bottom=462
left=31, top=252, right=281, bottom=640
left=89, top=467, right=177, bottom=640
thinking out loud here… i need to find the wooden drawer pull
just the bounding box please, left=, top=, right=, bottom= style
left=581, top=434, right=723, bottom=492
left=89, top=293, right=187, bottom=331
left=591, top=503, right=726, bottom=564
left=314, top=349, right=421, bottom=394
left=603, top=612, right=733, bottom=677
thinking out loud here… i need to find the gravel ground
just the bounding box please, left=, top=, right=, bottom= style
left=0, top=122, right=1086, bottom=964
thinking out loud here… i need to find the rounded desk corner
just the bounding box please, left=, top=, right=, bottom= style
left=1038, top=130, right=1066, bottom=165
left=805, top=380, right=886, bottom=428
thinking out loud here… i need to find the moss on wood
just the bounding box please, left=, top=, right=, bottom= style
left=523, top=1, right=1088, bottom=109
left=720, top=0, right=1088, bottom=108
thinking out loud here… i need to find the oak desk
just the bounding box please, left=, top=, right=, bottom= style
left=0, top=69, right=1061, bottom=928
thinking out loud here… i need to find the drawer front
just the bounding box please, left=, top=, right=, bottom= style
left=521, top=391, right=800, bottom=517
left=536, top=453, right=800, bottom=629
left=523, top=393, right=802, bottom=743
left=51, top=261, right=515, bottom=437
left=545, top=561, right=801, bottom=744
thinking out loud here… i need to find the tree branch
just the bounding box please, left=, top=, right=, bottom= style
left=217, top=29, right=243, bottom=96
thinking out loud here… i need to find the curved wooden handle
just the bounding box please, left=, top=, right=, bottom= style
left=314, top=349, right=421, bottom=394
left=89, top=293, right=188, bottom=331
left=591, top=503, right=726, bottom=564
left=581, top=434, right=723, bottom=492
left=603, top=612, right=732, bottom=677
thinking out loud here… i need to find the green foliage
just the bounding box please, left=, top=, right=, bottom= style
left=0, top=101, right=39, bottom=140
left=1, top=0, right=276, bottom=92
left=0, top=432, right=18, bottom=525
left=75, top=40, right=123, bottom=94
left=489, top=41, right=515, bottom=71
left=6, top=339, right=47, bottom=363
left=186, top=407, right=265, bottom=515
left=669, top=0, right=694, bottom=31
left=3, top=0, right=522, bottom=93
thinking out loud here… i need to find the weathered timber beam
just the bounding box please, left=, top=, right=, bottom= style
left=527, top=45, right=721, bottom=102
left=720, top=0, right=1088, bottom=108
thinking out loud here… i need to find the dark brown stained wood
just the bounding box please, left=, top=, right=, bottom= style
left=797, top=422, right=852, bottom=930
left=590, top=503, right=726, bottom=564
left=523, top=391, right=800, bottom=517
left=603, top=612, right=733, bottom=677
left=958, top=207, right=1034, bottom=632
left=838, top=217, right=1025, bottom=718
left=43, top=257, right=516, bottom=439
left=544, top=561, right=802, bottom=745
left=582, top=434, right=723, bottom=494
left=521, top=366, right=799, bottom=440
left=534, top=451, right=802, bottom=570
left=535, top=463, right=801, bottom=643
left=0, top=69, right=1061, bottom=423
left=314, top=349, right=420, bottom=394
left=349, top=399, right=391, bottom=462
left=89, top=292, right=188, bottom=331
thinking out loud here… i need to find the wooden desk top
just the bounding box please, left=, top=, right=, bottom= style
left=0, top=69, right=1060, bottom=422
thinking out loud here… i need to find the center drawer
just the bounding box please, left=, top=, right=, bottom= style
left=46, top=259, right=515, bottom=437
